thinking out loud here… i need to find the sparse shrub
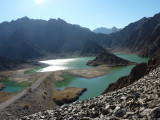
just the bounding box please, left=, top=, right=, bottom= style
left=24, top=104, right=30, bottom=109
left=28, top=83, right=32, bottom=86
left=27, top=88, right=32, bottom=92
left=42, top=93, right=46, bottom=99
left=44, top=91, right=47, bottom=95
left=43, top=78, right=48, bottom=85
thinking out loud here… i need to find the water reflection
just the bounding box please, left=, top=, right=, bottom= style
left=39, top=59, right=76, bottom=72
left=38, top=57, right=94, bottom=72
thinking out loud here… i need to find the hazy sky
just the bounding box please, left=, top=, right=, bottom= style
left=1, top=0, right=160, bottom=30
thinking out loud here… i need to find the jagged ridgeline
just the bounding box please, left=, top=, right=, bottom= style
left=0, top=17, right=110, bottom=59
left=91, top=12, right=160, bottom=58
left=93, top=27, right=121, bottom=34
left=0, top=12, right=160, bottom=60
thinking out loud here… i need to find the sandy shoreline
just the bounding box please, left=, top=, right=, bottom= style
left=52, top=66, right=110, bottom=83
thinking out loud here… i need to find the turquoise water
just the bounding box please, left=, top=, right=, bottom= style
left=1, top=53, right=148, bottom=96
left=55, top=54, right=149, bottom=101
left=0, top=79, right=29, bottom=93
left=56, top=66, right=134, bottom=101
left=114, top=53, right=149, bottom=63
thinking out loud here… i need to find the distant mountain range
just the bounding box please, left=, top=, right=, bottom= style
left=0, top=12, right=160, bottom=61
left=0, top=17, right=109, bottom=59
left=93, top=27, right=121, bottom=34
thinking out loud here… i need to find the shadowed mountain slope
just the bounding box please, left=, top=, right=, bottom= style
left=0, top=17, right=110, bottom=59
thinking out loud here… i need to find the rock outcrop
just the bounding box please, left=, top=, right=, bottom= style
left=21, top=65, right=160, bottom=119
left=103, top=55, right=160, bottom=94
left=87, top=51, right=134, bottom=66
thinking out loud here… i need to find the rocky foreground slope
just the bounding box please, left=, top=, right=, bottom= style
left=21, top=65, right=160, bottom=119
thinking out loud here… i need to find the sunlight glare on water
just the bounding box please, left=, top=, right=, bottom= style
left=38, top=58, right=76, bottom=72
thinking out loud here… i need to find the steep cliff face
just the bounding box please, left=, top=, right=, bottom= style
left=103, top=56, right=160, bottom=94
left=139, top=24, right=160, bottom=57
left=87, top=51, right=134, bottom=66
left=124, top=13, right=160, bottom=57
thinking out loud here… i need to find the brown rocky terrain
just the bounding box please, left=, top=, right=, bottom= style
left=103, top=55, right=160, bottom=94
left=52, top=87, right=87, bottom=105
left=87, top=51, right=134, bottom=67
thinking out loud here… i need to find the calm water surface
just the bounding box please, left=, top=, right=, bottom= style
left=1, top=54, right=148, bottom=96
left=1, top=80, right=29, bottom=93
left=54, top=53, right=149, bottom=101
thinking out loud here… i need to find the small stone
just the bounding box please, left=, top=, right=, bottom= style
left=140, top=109, right=151, bottom=116
left=114, top=109, right=126, bottom=117
left=105, top=105, right=110, bottom=109
left=151, top=107, right=160, bottom=118
left=101, top=108, right=109, bottom=115
left=90, top=111, right=99, bottom=118
left=126, top=112, right=135, bottom=118
left=110, top=105, right=116, bottom=110
left=134, top=92, right=140, bottom=99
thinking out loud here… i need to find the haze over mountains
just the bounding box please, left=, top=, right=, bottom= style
left=0, top=12, right=160, bottom=61
left=0, top=17, right=108, bottom=59
left=93, top=27, right=121, bottom=34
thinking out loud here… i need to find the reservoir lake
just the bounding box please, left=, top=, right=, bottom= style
left=39, top=53, right=149, bottom=101
left=1, top=53, right=149, bottom=98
